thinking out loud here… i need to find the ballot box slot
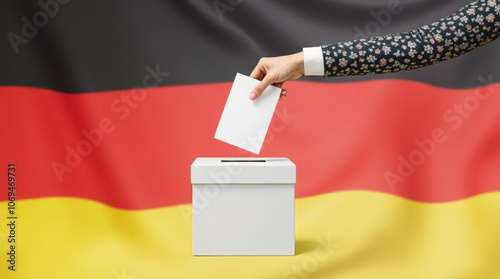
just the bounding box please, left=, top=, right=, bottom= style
left=221, top=160, right=266, bottom=163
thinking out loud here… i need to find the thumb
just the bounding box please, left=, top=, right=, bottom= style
left=249, top=75, right=275, bottom=101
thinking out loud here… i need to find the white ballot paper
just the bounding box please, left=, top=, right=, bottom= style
left=215, top=73, right=281, bottom=154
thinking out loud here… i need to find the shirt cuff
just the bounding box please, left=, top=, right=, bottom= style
left=303, top=46, right=324, bottom=76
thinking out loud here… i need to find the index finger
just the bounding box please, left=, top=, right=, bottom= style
left=250, top=64, right=265, bottom=81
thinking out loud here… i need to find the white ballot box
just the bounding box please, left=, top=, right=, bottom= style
left=191, top=157, right=295, bottom=256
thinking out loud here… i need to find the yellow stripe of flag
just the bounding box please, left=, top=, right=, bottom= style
left=1, top=191, right=500, bottom=278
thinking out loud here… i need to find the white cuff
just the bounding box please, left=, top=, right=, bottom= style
left=303, top=46, right=324, bottom=76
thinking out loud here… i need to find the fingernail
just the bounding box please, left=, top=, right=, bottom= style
left=249, top=92, right=256, bottom=100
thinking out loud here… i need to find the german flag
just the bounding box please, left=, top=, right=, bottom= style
left=1, top=0, right=500, bottom=278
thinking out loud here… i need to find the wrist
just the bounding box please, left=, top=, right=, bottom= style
left=291, top=51, right=304, bottom=76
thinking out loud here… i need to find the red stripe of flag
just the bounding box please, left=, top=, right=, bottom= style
left=1, top=79, right=499, bottom=209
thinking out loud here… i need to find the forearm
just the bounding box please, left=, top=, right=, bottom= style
left=307, top=0, right=500, bottom=77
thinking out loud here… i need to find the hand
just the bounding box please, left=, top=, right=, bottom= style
left=249, top=51, right=304, bottom=101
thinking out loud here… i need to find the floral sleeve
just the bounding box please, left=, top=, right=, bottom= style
left=322, top=0, right=500, bottom=77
